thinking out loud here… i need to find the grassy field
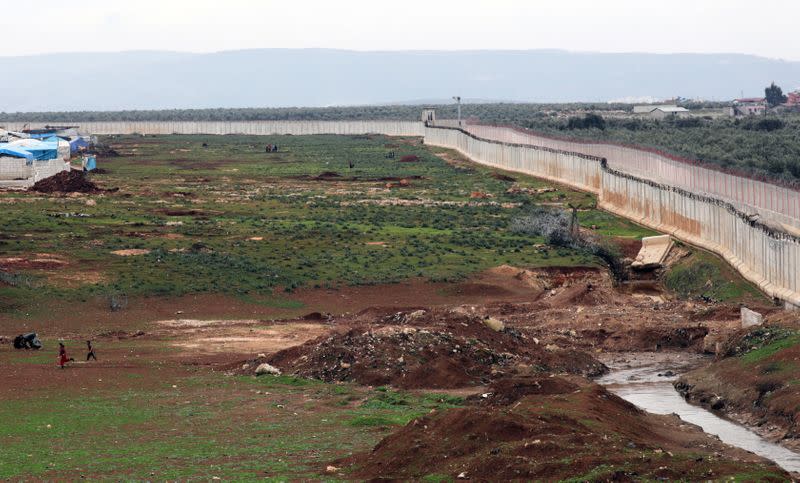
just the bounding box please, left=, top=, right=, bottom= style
left=0, top=338, right=462, bottom=480
left=0, top=134, right=653, bottom=319
left=0, top=134, right=787, bottom=480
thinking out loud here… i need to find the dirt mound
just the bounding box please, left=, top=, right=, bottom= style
left=30, top=171, right=103, bottom=194
left=344, top=375, right=784, bottom=481
left=472, top=373, right=581, bottom=406
left=316, top=171, right=342, bottom=179
left=398, top=155, right=419, bottom=163
left=491, top=171, right=516, bottom=182
left=262, top=311, right=607, bottom=388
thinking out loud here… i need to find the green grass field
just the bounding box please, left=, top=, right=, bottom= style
left=0, top=134, right=654, bottom=317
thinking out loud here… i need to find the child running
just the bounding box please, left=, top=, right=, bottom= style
left=58, top=342, right=75, bottom=369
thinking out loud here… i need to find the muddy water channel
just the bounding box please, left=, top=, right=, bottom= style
left=596, top=352, right=800, bottom=473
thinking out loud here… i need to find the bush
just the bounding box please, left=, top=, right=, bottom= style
left=565, top=113, right=606, bottom=130
left=512, top=207, right=625, bottom=281
left=744, top=118, right=785, bottom=132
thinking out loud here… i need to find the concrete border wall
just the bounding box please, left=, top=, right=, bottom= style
left=1, top=121, right=424, bottom=137
left=423, top=124, right=800, bottom=308
left=463, top=123, right=800, bottom=229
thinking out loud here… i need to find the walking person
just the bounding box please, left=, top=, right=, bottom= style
left=86, top=340, right=97, bottom=361
left=58, top=342, right=74, bottom=369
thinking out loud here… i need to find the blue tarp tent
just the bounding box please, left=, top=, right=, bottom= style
left=69, top=137, right=89, bottom=153
left=84, top=156, right=97, bottom=171
left=7, top=139, right=59, bottom=161
left=29, top=132, right=57, bottom=140
left=0, top=144, right=34, bottom=161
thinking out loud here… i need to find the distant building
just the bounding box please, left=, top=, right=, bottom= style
left=633, top=104, right=673, bottom=114
left=648, top=106, right=691, bottom=119
left=633, top=104, right=691, bottom=119
left=730, top=98, right=766, bottom=116
left=785, top=91, right=800, bottom=107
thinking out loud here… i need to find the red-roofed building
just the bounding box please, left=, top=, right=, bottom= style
left=785, top=91, right=800, bottom=107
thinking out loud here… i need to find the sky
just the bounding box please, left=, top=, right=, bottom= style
left=3, top=0, right=800, bottom=60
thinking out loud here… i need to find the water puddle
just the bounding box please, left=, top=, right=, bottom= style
left=597, top=352, right=800, bottom=473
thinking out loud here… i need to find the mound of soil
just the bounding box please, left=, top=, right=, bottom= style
left=491, top=172, right=516, bottom=182
left=398, top=155, right=419, bottom=163
left=30, top=171, right=103, bottom=194
left=262, top=312, right=607, bottom=388
left=343, top=375, right=787, bottom=481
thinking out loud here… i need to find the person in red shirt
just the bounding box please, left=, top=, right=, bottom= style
left=58, top=342, right=74, bottom=369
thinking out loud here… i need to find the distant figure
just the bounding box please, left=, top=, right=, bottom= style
left=272, top=144, right=278, bottom=152
left=202, top=142, right=208, bottom=148
left=349, top=160, right=354, bottom=169
left=265, top=144, right=272, bottom=153
left=86, top=340, right=97, bottom=361
left=58, top=342, right=74, bottom=369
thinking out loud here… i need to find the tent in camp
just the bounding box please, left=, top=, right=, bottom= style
left=7, top=139, right=59, bottom=161
left=69, top=137, right=90, bottom=153
left=0, top=144, right=34, bottom=161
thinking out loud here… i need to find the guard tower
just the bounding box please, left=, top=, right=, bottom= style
left=421, top=108, right=436, bottom=125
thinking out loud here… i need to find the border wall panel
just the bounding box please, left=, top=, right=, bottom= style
left=424, top=125, right=800, bottom=307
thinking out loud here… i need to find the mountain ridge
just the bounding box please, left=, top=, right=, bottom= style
left=1, top=49, right=798, bottom=111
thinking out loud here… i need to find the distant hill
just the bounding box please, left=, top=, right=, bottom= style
left=1, top=49, right=799, bottom=112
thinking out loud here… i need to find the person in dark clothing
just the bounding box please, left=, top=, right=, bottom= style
left=86, top=340, right=97, bottom=361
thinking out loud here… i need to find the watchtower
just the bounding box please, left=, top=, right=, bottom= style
left=421, top=108, right=436, bottom=125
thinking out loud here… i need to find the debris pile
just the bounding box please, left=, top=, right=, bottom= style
left=261, top=309, right=606, bottom=388
left=30, top=171, right=102, bottom=194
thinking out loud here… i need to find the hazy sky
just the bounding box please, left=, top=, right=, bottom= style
left=5, top=0, right=799, bottom=60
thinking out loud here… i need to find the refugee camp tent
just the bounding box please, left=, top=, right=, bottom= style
left=8, top=138, right=59, bottom=161
left=45, top=136, right=71, bottom=160
left=0, top=144, right=34, bottom=161
left=69, top=136, right=89, bottom=153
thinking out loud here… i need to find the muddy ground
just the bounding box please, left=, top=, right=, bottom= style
left=677, top=311, right=800, bottom=452
left=2, top=263, right=790, bottom=479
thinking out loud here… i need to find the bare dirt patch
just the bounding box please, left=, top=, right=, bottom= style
left=343, top=373, right=787, bottom=481
left=111, top=249, right=151, bottom=256
left=153, top=319, right=331, bottom=357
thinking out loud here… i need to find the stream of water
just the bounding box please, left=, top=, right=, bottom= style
left=596, top=352, right=800, bottom=473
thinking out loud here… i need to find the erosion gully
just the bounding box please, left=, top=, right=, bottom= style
left=596, top=352, right=800, bottom=473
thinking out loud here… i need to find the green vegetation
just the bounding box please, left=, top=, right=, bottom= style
left=0, top=368, right=457, bottom=480
left=521, top=113, right=800, bottom=183
left=664, top=249, right=767, bottom=303
left=740, top=331, right=800, bottom=365
left=0, top=134, right=653, bottom=316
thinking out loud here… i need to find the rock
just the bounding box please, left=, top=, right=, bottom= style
left=257, top=353, right=267, bottom=359
left=326, top=465, right=339, bottom=473
left=710, top=396, right=725, bottom=410
left=242, top=363, right=250, bottom=370
left=407, top=309, right=426, bottom=320
left=457, top=471, right=468, bottom=479
left=255, top=363, right=281, bottom=376
left=482, top=317, right=505, bottom=332
left=741, top=307, right=763, bottom=328
left=340, top=362, right=351, bottom=369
